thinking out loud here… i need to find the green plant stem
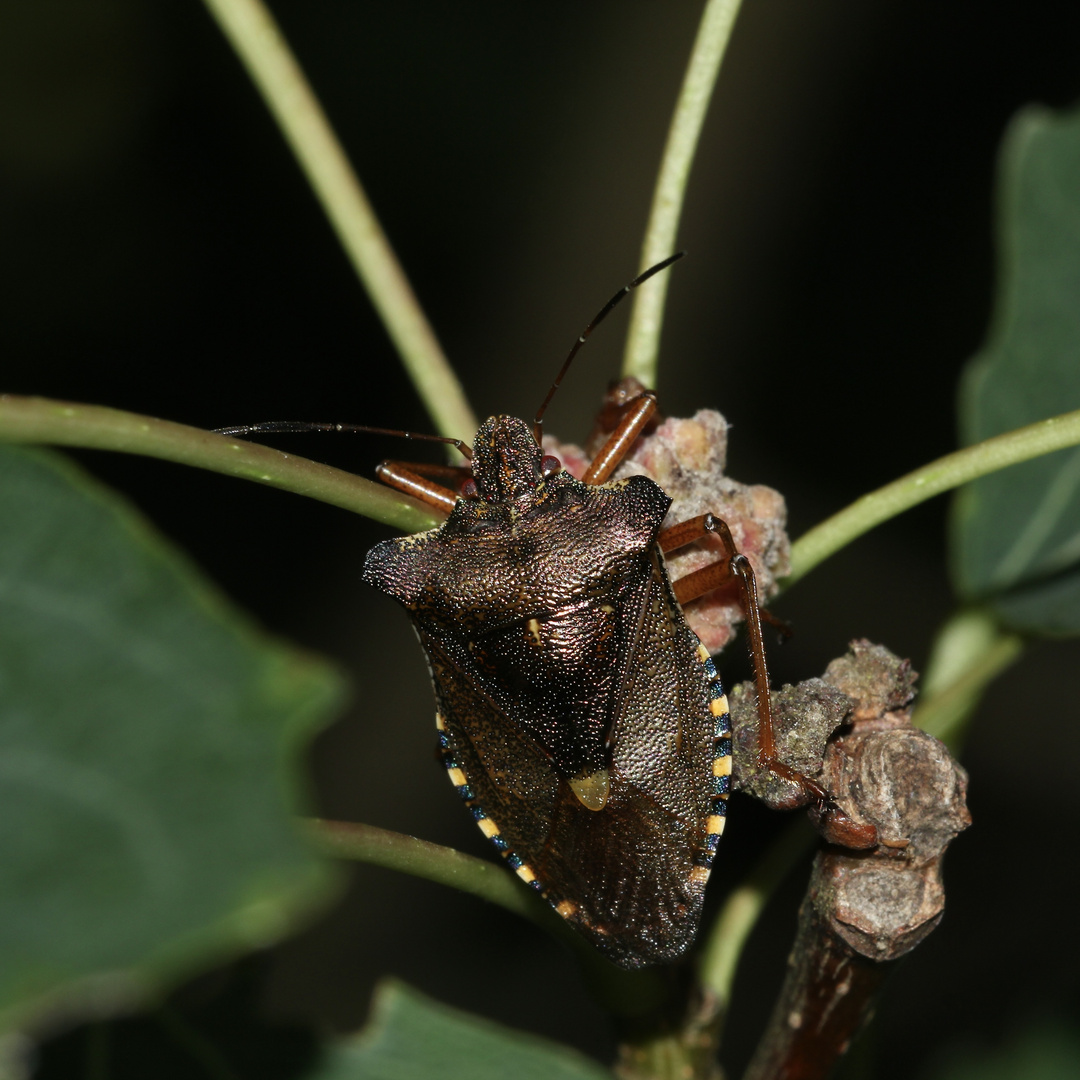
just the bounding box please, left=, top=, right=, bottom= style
left=200, top=0, right=477, bottom=442
left=622, top=0, right=744, bottom=386
left=787, top=407, right=1080, bottom=586
left=913, top=608, right=1025, bottom=746
left=309, top=819, right=542, bottom=924
left=11, top=395, right=1080, bottom=573
left=307, top=820, right=668, bottom=1016
left=0, top=396, right=439, bottom=534
left=698, top=819, right=814, bottom=1007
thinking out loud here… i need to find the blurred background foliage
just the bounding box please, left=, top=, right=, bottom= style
left=4, top=1, right=1080, bottom=1077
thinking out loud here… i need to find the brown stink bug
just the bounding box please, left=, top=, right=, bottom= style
left=355, top=259, right=850, bottom=968
left=217, top=258, right=854, bottom=968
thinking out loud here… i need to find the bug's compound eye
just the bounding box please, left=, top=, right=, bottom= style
left=540, top=455, right=563, bottom=478
left=461, top=477, right=479, bottom=499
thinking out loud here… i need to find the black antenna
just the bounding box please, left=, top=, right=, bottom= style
left=213, top=421, right=473, bottom=460
left=531, top=251, right=685, bottom=443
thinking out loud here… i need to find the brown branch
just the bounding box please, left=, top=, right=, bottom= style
left=737, top=642, right=972, bottom=1080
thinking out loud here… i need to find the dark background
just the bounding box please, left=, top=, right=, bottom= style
left=5, top=2, right=1080, bottom=1076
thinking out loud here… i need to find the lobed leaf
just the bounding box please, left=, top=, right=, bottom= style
left=954, top=105, right=1080, bottom=633
left=0, top=446, right=344, bottom=1031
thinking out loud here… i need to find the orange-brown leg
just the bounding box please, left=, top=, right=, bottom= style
left=375, top=461, right=464, bottom=516
left=380, top=460, right=472, bottom=481
left=661, top=513, right=834, bottom=810
left=586, top=376, right=661, bottom=450
left=581, top=392, right=658, bottom=485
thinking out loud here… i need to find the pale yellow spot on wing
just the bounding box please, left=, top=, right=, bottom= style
left=710, top=694, right=730, bottom=717
left=515, top=863, right=537, bottom=884
left=435, top=713, right=447, bottom=731
left=690, top=866, right=711, bottom=885
left=477, top=817, right=500, bottom=838
left=697, top=644, right=712, bottom=663
left=447, top=767, right=468, bottom=788
left=713, top=757, right=732, bottom=778
left=556, top=900, right=578, bottom=918
left=527, top=618, right=542, bottom=646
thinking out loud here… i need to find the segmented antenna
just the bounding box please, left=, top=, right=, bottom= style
left=531, top=251, right=685, bottom=444
left=215, top=253, right=684, bottom=455
left=213, top=421, right=473, bottom=460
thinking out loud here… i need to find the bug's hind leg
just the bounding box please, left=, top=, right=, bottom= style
left=661, top=514, right=788, bottom=632
left=661, top=514, right=798, bottom=779
left=662, top=514, right=873, bottom=845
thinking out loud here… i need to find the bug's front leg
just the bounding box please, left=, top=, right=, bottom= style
left=375, top=460, right=470, bottom=515
left=661, top=513, right=877, bottom=848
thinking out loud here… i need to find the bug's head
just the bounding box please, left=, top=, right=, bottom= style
left=466, top=415, right=563, bottom=504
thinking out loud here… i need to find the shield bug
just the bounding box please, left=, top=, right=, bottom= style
left=219, top=257, right=848, bottom=968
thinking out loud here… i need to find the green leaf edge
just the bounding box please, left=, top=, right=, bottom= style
left=951, top=104, right=1080, bottom=621
left=0, top=445, right=348, bottom=1034
left=318, top=978, right=613, bottom=1080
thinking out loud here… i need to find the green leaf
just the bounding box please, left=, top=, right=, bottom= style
left=0, top=446, right=344, bottom=1031
left=954, top=104, right=1080, bottom=633
left=312, top=980, right=612, bottom=1080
